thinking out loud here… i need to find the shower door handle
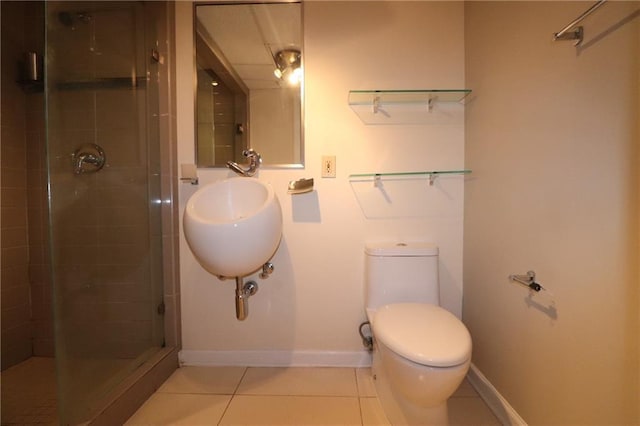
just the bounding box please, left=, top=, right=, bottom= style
left=73, top=143, right=106, bottom=174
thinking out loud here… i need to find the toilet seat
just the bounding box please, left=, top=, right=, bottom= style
left=374, top=303, right=471, bottom=367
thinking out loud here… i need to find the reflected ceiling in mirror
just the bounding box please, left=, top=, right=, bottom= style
left=195, top=2, right=303, bottom=168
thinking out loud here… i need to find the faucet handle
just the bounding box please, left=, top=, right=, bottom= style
left=243, top=149, right=262, bottom=165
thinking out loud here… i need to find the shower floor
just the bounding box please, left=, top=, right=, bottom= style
left=1, top=357, right=58, bottom=425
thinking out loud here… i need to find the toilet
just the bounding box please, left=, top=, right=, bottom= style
left=364, top=242, right=472, bottom=425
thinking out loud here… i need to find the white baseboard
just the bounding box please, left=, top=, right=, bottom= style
left=467, top=363, right=527, bottom=426
left=179, top=350, right=372, bottom=368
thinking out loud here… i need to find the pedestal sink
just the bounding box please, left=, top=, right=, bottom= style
left=183, top=177, right=282, bottom=278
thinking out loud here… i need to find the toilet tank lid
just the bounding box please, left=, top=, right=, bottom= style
left=365, top=242, right=438, bottom=256
left=374, top=303, right=472, bottom=367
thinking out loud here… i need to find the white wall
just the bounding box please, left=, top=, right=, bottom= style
left=464, top=2, right=639, bottom=424
left=176, top=1, right=466, bottom=366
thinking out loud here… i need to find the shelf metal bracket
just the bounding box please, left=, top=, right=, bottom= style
left=429, top=172, right=438, bottom=186
left=554, top=26, right=584, bottom=46
left=373, top=95, right=381, bottom=114
left=428, top=95, right=436, bottom=112
left=553, top=0, right=607, bottom=47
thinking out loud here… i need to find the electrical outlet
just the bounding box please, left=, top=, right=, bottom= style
left=321, top=156, right=336, bottom=178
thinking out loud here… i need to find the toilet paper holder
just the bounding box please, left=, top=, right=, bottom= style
left=509, top=270, right=543, bottom=292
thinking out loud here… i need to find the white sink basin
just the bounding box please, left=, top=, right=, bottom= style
left=183, top=177, right=282, bottom=277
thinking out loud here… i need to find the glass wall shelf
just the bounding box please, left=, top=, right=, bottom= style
left=349, top=169, right=471, bottom=186
left=348, top=89, right=471, bottom=124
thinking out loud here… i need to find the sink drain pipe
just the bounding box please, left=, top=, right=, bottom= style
left=235, top=277, right=258, bottom=320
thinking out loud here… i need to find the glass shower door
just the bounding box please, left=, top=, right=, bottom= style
left=45, top=2, right=164, bottom=423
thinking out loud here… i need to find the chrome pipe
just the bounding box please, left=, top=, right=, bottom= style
left=359, top=321, right=373, bottom=351
left=235, top=278, right=248, bottom=321
left=234, top=277, right=258, bottom=320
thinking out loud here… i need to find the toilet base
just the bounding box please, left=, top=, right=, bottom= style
left=374, top=358, right=449, bottom=425
left=372, top=342, right=468, bottom=425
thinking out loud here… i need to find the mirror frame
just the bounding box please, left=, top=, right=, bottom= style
left=193, top=1, right=305, bottom=169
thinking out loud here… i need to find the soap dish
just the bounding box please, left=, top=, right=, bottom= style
left=288, top=178, right=314, bottom=194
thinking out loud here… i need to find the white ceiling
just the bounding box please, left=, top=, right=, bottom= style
left=196, top=3, right=301, bottom=90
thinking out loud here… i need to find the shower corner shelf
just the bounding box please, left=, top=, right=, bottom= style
left=348, top=89, right=471, bottom=125
left=349, top=169, right=472, bottom=186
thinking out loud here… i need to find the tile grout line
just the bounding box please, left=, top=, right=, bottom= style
left=233, top=393, right=361, bottom=398
left=216, top=366, right=249, bottom=425
left=354, top=368, right=366, bottom=426
left=232, top=367, right=250, bottom=395
left=215, top=366, right=365, bottom=425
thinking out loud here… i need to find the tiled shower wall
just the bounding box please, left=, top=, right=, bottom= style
left=1, top=1, right=52, bottom=371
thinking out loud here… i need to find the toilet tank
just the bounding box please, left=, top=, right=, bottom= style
left=365, top=242, right=439, bottom=311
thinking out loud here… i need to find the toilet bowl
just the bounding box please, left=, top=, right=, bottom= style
left=364, top=242, right=472, bottom=425
left=369, top=303, right=471, bottom=425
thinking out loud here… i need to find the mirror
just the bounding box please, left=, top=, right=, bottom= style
left=195, top=2, right=303, bottom=168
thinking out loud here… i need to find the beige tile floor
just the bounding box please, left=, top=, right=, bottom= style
left=126, top=366, right=500, bottom=425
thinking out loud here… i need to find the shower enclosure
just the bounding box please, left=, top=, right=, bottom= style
left=48, top=2, right=165, bottom=423
left=1, top=1, right=175, bottom=424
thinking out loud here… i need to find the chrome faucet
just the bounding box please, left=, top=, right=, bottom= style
left=226, top=149, right=261, bottom=177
